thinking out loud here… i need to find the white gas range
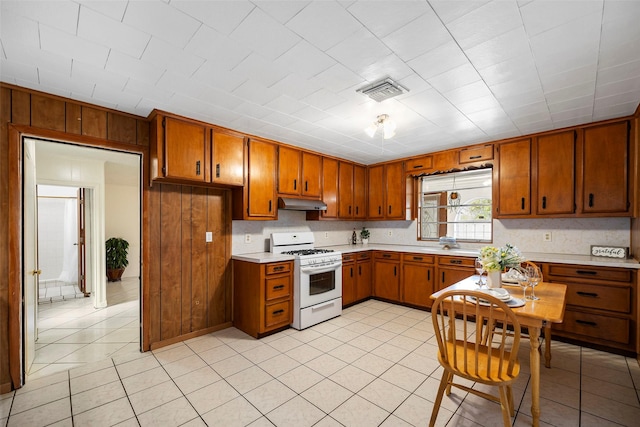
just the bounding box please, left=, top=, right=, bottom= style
left=270, top=232, right=342, bottom=330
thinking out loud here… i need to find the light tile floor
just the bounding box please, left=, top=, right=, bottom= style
left=29, top=277, right=140, bottom=381
left=2, top=299, right=640, bottom=426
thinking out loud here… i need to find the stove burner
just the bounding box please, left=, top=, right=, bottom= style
left=282, top=249, right=334, bottom=256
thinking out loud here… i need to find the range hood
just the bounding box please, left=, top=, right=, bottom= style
left=278, top=197, right=327, bottom=211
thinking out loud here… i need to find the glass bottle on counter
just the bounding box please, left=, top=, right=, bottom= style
left=352, top=229, right=357, bottom=244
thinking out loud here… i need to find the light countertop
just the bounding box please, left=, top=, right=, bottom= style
left=232, top=243, right=640, bottom=269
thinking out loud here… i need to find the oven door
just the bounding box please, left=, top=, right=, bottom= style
left=299, top=262, right=342, bottom=309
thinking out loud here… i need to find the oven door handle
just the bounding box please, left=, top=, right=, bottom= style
left=300, top=263, right=342, bottom=274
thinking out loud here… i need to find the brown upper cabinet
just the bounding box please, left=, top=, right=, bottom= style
left=353, top=164, right=367, bottom=219
left=301, top=152, right=322, bottom=198
left=404, top=156, right=433, bottom=174
left=232, top=138, right=277, bottom=220
left=316, top=157, right=339, bottom=219
left=459, top=143, right=494, bottom=165
left=150, top=111, right=244, bottom=187
left=495, top=138, right=532, bottom=217
left=581, top=121, right=630, bottom=215
left=277, top=147, right=322, bottom=198
left=338, top=161, right=354, bottom=218
left=367, top=161, right=405, bottom=220
left=535, top=130, right=576, bottom=215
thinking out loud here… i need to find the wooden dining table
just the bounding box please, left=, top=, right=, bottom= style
left=431, top=276, right=567, bottom=427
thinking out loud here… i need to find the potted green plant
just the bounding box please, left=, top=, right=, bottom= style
left=106, top=237, right=129, bottom=282
left=360, top=227, right=370, bottom=244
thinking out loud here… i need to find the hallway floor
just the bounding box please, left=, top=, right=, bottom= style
left=29, top=277, right=140, bottom=381
left=2, top=299, right=639, bottom=426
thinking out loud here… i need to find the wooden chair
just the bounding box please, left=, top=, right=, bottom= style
left=430, top=290, right=521, bottom=427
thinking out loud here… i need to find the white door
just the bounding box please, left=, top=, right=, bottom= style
left=23, top=139, right=39, bottom=373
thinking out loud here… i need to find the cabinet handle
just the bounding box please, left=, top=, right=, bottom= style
left=576, top=319, right=597, bottom=327
left=576, top=270, right=597, bottom=276
left=449, top=259, right=462, bottom=264
left=588, top=193, right=594, bottom=207
left=272, top=309, right=284, bottom=316
left=427, top=270, right=431, bottom=280
left=442, top=272, right=445, bottom=283
left=388, top=205, right=392, bottom=214
left=215, top=163, right=220, bottom=178
left=305, top=181, right=308, bottom=192
left=542, top=196, right=546, bottom=209
left=521, top=197, right=525, bottom=210
left=269, top=200, right=272, bottom=212
left=394, top=266, right=397, bottom=276
left=469, top=155, right=481, bottom=160
left=358, top=265, right=361, bottom=275
left=349, top=206, right=352, bottom=215
left=196, top=160, right=201, bottom=176
left=413, top=256, right=423, bottom=261
left=350, top=267, right=353, bottom=278
left=273, top=266, right=284, bottom=272
left=273, top=284, right=285, bottom=290
left=413, top=164, right=423, bottom=169
left=356, top=206, right=359, bottom=215
left=294, top=179, right=297, bottom=190
left=383, top=254, right=391, bottom=258
left=378, top=206, right=381, bottom=215
left=576, top=291, right=598, bottom=298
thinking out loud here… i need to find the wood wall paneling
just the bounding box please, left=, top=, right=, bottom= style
left=31, top=95, right=65, bottom=132
left=137, top=119, right=150, bottom=146
left=160, top=184, right=183, bottom=340
left=81, top=106, right=107, bottom=139
left=107, top=113, right=137, bottom=145
left=148, top=185, right=162, bottom=346
left=191, top=187, right=207, bottom=332
left=0, top=87, right=10, bottom=393
left=11, top=90, right=30, bottom=125
left=181, top=187, right=194, bottom=334
left=65, top=103, right=82, bottom=134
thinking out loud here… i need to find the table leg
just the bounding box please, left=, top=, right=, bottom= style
left=529, top=327, right=541, bottom=426
left=544, top=325, right=551, bottom=368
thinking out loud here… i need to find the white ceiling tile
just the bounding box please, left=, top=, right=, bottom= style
left=3, top=42, right=73, bottom=77
left=2, top=0, right=79, bottom=34
left=275, top=41, right=335, bottom=80
left=0, top=8, right=40, bottom=49
left=490, top=76, right=542, bottom=99
left=382, top=10, right=451, bottom=62
left=123, top=1, right=201, bottom=48
left=265, top=95, right=307, bottom=115
left=185, top=25, right=250, bottom=69
left=233, top=102, right=271, bottom=120
left=516, top=120, right=554, bottom=135
left=593, top=101, right=639, bottom=121
left=78, top=0, right=128, bottom=21
left=446, top=0, right=522, bottom=49
left=326, top=28, right=391, bottom=74
left=72, top=60, right=128, bottom=91
left=347, top=1, right=430, bottom=38
left=540, top=66, right=596, bottom=95
left=311, top=63, right=364, bottom=93
left=124, top=78, right=174, bottom=105
left=38, top=67, right=96, bottom=98
left=40, top=24, right=110, bottom=68
left=456, top=94, right=502, bottom=115
left=597, top=59, right=640, bottom=86
left=255, top=1, right=310, bottom=24
left=548, top=94, right=593, bottom=114
left=465, top=26, right=531, bottom=70
left=78, top=6, right=150, bottom=59
left=0, top=59, right=39, bottom=84
left=408, top=41, right=468, bottom=80
left=429, top=0, right=490, bottom=24
left=477, top=54, right=538, bottom=87
left=232, top=53, right=290, bottom=88
left=291, top=105, right=331, bottom=123
left=505, top=101, right=549, bottom=120
left=594, top=90, right=640, bottom=111
left=428, top=63, right=482, bottom=94
left=496, top=88, right=546, bottom=110
left=171, top=0, right=255, bottom=35
left=520, top=0, right=603, bottom=37
left=232, top=79, right=280, bottom=106
left=268, top=73, right=320, bottom=100
left=552, top=115, right=593, bottom=130
left=93, top=82, right=142, bottom=108
left=191, top=60, right=247, bottom=93
left=285, top=1, right=361, bottom=51
left=544, top=81, right=595, bottom=105
left=358, top=53, right=415, bottom=84
left=230, top=7, right=300, bottom=60
left=262, top=110, right=298, bottom=128
left=142, top=37, right=205, bottom=77
left=302, top=88, right=347, bottom=111
left=551, top=106, right=593, bottom=122
left=105, top=51, right=165, bottom=83
left=596, top=77, right=640, bottom=99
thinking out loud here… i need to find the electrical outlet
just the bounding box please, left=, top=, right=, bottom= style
left=387, top=231, right=392, bottom=237
left=543, top=231, right=552, bottom=242
left=244, top=234, right=251, bottom=243
left=324, top=232, right=329, bottom=238
left=205, top=232, right=213, bottom=242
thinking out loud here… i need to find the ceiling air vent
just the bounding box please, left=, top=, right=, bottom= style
left=357, top=78, right=408, bottom=102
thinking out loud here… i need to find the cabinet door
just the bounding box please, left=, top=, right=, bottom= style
left=437, top=267, right=474, bottom=291
left=164, top=117, right=209, bottom=182
left=278, top=146, right=301, bottom=195
left=536, top=131, right=575, bottom=215
left=342, top=263, right=356, bottom=306
left=247, top=139, right=277, bottom=218
left=497, top=139, right=531, bottom=216
left=322, top=157, right=339, bottom=218
left=385, top=162, right=405, bottom=219
left=356, top=259, right=372, bottom=301
left=302, top=152, right=322, bottom=198
left=367, top=165, right=384, bottom=218
left=212, top=130, right=244, bottom=186
left=373, top=260, right=400, bottom=301
left=582, top=122, right=629, bottom=214
left=402, top=262, right=434, bottom=308
left=353, top=165, right=367, bottom=219
left=338, top=161, right=354, bottom=218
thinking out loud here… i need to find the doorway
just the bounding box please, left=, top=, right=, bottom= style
left=23, top=138, right=142, bottom=379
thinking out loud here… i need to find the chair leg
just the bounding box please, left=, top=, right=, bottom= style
left=507, top=385, right=514, bottom=416
left=429, top=370, right=451, bottom=427
left=445, top=371, right=454, bottom=395
left=498, top=385, right=512, bottom=427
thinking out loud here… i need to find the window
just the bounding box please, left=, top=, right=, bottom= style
left=418, top=168, right=492, bottom=242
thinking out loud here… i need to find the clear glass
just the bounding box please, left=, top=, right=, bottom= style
left=526, top=266, right=541, bottom=300
left=517, top=268, right=530, bottom=300
left=475, top=258, right=485, bottom=287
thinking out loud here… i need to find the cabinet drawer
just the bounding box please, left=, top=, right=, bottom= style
left=375, top=252, right=400, bottom=261
left=547, top=264, right=632, bottom=282
left=265, top=275, right=291, bottom=301
left=402, top=253, right=435, bottom=264
left=554, top=310, right=630, bottom=345
left=404, top=156, right=433, bottom=172
left=357, top=252, right=371, bottom=261
left=266, top=262, right=291, bottom=275
left=438, top=256, right=474, bottom=268
left=342, top=254, right=356, bottom=263
left=459, top=144, right=493, bottom=164
left=566, top=283, right=631, bottom=313
left=264, top=301, right=291, bottom=329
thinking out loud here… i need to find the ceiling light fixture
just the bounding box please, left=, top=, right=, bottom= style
left=365, top=114, right=396, bottom=139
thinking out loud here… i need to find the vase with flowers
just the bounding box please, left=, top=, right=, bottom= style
left=479, top=243, right=525, bottom=288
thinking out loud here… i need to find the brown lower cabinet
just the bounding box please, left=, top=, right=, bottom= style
left=342, top=252, right=372, bottom=306
left=233, top=260, right=293, bottom=338
left=436, top=255, right=476, bottom=291
left=401, top=253, right=435, bottom=308
left=544, top=263, right=637, bottom=353
left=373, top=252, right=401, bottom=300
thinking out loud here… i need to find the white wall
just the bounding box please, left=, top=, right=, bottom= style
left=105, top=181, right=140, bottom=278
